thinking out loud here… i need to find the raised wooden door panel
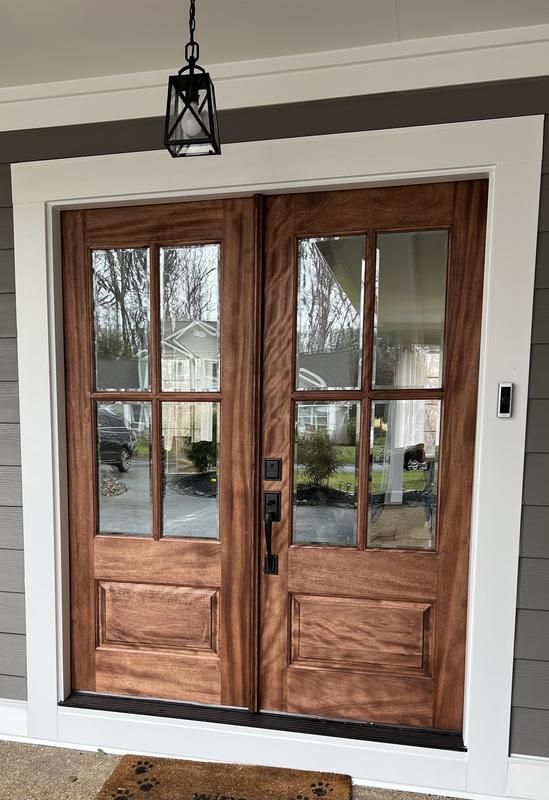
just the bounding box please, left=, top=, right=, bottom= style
left=260, top=182, right=487, bottom=730
left=62, top=198, right=260, bottom=707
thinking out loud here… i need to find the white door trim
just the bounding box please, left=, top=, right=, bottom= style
left=10, top=116, right=543, bottom=798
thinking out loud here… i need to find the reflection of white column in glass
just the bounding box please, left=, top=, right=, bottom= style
left=385, top=401, right=404, bottom=504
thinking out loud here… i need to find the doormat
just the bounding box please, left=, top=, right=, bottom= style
left=96, top=756, right=352, bottom=800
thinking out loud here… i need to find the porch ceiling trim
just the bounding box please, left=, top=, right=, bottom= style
left=2, top=24, right=549, bottom=132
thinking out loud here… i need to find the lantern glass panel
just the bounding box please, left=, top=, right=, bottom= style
left=165, top=72, right=220, bottom=157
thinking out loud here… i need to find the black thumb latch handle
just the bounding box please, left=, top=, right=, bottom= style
left=264, top=512, right=278, bottom=575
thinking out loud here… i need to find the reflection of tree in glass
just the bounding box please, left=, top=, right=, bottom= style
left=162, top=245, right=219, bottom=336
left=94, top=249, right=149, bottom=359
left=297, top=431, right=344, bottom=487
left=298, top=240, right=360, bottom=354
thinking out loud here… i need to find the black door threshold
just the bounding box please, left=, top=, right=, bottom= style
left=60, top=692, right=465, bottom=752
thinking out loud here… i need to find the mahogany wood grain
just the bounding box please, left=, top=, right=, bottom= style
left=291, top=595, right=432, bottom=673
left=62, top=210, right=96, bottom=691
left=218, top=197, right=259, bottom=708
left=432, top=179, right=488, bottom=730
left=288, top=548, right=438, bottom=601
left=94, top=537, right=221, bottom=585
left=293, top=183, right=455, bottom=236
left=286, top=667, right=433, bottom=727
left=95, top=649, right=221, bottom=705
left=258, top=194, right=296, bottom=712
left=98, top=582, right=218, bottom=652
left=85, top=201, right=225, bottom=246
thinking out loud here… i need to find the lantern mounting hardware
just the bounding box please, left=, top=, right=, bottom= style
left=164, top=0, right=221, bottom=158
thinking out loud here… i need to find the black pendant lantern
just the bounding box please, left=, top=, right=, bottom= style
left=164, top=0, right=221, bottom=158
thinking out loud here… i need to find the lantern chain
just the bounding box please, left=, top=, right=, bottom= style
left=185, top=0, right=199, bottom=65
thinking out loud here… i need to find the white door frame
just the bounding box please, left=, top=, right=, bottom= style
left=8, top=116, right=543, bottom=799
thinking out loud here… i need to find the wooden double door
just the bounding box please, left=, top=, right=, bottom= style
left=63, top=180, right=487, bottom=734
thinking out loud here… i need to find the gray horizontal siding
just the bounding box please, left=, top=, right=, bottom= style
left=0, top=339, right=17, bottom=380
left=535, top=232, right=549, bottom=288
left=523, top=453, right=549, bottom=505
left=513, top=122, right=549, bottom=757
left=0, top=424, right=20, bottom=466
left=0, top=170, right=24, bottom=702
left=0, top=294, right=16, bottom=338
left=0, top=383, right=19, bottom=423
left=0, top=208, right=13, bottom=249
left=0, top=251, right=14, bottom=293
left=517, top=559, right=549, bottom=610
left=526, top=400, right=549, bottom=452
left=521, top=506, right=549, bottom=558
left=0, top=674, right=25, bottom=701
left=0, top=165, right=11, bottom=207
left=515, top=610, right=549, bottom=661
left=527, top=345, right=549, bottom=397
left=513, top=660, right=549, bottom=710
left=0, top=507, right=23, bottom=550
left=0, top=633, right=25, bottom=676
left=0, top=466, right=21, bottom=506
left=531, top=289, right=549, bottom=344
left=510, top=708, right=549, bottom=757
left=0, top=592, right=24, bottom=634
left=0, top=550, right=24, bottom=593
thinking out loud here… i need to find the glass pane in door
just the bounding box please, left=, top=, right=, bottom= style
left=296, top=236, right=365, bottom=390
left=373, top=231, right=448, bottom=389
left=92, top=248, right=151, bottom=391
left=160, top=244, right=220, bottom=391
left=96, top=401, right=152, bottom=535
left=162, top=402, right=219, bottom=538
left=368, top=399, right=440, bottom=549
left=293, top=401, right=359, bottom=546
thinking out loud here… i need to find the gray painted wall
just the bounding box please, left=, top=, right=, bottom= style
left=0, top=77, right=548, bottom=754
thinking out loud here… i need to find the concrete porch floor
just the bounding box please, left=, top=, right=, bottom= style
left=0, top=741, right=453, bottom=800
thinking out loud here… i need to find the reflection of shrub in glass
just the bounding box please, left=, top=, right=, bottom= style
left=185, top=440, right=216, bottom=474
left=296, top=431, right=343, bottom=487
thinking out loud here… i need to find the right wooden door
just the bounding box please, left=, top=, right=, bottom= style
left=259, top=181, right=488, bottom=731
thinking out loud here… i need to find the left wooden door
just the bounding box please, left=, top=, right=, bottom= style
left=62, top=200, right=260, bottom=706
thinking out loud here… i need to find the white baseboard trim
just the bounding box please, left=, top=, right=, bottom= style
left=507, top=755, right=549, bottom=800
left=0, top=699, right=28, bottom=738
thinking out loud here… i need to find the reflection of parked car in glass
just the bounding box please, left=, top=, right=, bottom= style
left=97, top=408, right=134, bottom=473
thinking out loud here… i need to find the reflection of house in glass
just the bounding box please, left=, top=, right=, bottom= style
left=296, top=401, right=353, bottom=443
left=159, top=319, right=219, bottom=392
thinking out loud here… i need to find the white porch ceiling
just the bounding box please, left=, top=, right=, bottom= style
left=2, top=0, right=549, bottom=89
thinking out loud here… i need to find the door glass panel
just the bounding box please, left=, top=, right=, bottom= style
left=368, top=399, right=440, bottom=550
left=373, top=231, right=448, bottom=389
left=296, top=236, right=365, bottom=390
left=162, top=402, right=219, bottom=538
left=293, top=401, right=359, bottom=546
left=160, top=244, right=220, bottom=392
left=92, top=248, right=151, bottom=391
left=96, top=401, right=152, bottom=535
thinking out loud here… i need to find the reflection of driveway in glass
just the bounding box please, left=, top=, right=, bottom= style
left=293, top=506, right=356, bottom=546
left=99, top=460, right=218, bottom=538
